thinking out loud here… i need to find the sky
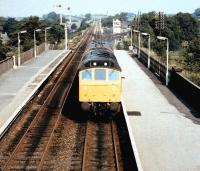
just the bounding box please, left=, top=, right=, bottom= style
left=0, top=0, right=199, bottom=17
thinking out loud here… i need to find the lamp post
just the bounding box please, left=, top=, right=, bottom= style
left=133, top=30, right=140, bottom=58
left=128, top=25, right=133, bottom=46
left=142, top=32, right=151, bottom=69
left=34, top=29, right=41, bottom=57
left=67, top=7, right=71, bottom=29
left=45, top=27, right=51, bottom=51
left=157, top=36, right=169, bottom=86
left=128, top=25, right=133, bottom=51
left=59, top=23, right=68, bottom=50
left=56, top=4, right=63, bottom=25
left=64, top=24, right=68, bottom=50
left=18, top=30, right=27, bottom=66
left=131, top=28, right=133, bottom=47
left=58, top=4, right=69, bottom=50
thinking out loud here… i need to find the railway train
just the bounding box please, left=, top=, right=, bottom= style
left=78, top=40, right=122, bottom=115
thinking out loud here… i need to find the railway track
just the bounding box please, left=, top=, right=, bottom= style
left=0, top=24, right=138, bottom=171
left=82, top=119, right=122, bottom=171
left=0, top=27, right=93, bottom=170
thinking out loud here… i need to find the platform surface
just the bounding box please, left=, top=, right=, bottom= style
left=0, top=50, right=68, bottom=130
left=115, top=50, right=200, bottom=171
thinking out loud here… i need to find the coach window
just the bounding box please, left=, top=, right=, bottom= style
left=82, top=70, right=92, bottom=80
left=95, top=69, right=106, bottom=80
left=109, top=70, right=119, bottom=80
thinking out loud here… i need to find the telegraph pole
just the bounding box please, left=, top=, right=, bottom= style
left=155, top=11, right=165, bottom=36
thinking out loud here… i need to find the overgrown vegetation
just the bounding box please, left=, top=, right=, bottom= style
left=137, top=10, right=200, bottom=86
left=0, top=12, right=90, bottom=60
left=103, top=10, right=200, bottom=86
left=102, top=12, right=130, bottom=28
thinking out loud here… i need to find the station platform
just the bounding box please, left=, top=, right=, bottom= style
left=115, top=50, right=200, bottom=171
left=0, top=50, right=70, bottom=136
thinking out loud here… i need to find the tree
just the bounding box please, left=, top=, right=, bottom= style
left=79, top=19, right=89, bottom=30
left=194, top=8, right=200, bottom=17
left=0, top=42, right=11, bottom=60
left=3, top=18, right=19, bottom=35
left=174, top=13, right=200, bottom=41
left=184, top=37, right=200, bottom=71
left=71, top=23, right=77, bottom=30
left=85, top=13, right=91, bottom=20
left=138, top=12, right=200, bottom=55
left=48, top=24, right=64, bottom=43
left=115, top=12, right=128, bottom=21
left=43, top=12, right=59, bottom=23
left=102, top=12, right=129, bottom=28
left=102, top=16, right=113, bottom=28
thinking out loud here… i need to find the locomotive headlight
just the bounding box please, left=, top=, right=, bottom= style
left=93, top=62, right=97, bottom=66
left=104, top=62, right=108, bottom=66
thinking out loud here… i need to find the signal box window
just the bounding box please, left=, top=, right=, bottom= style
left=109, top=70, right=119, bottom=80
left=95, top=69, right=106, bottom=80
left=82, top=70, right=92, bottom=80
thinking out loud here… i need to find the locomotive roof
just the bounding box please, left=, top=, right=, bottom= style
left=79, top=47, right=121, bottom=71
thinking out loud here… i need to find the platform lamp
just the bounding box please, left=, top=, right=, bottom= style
left=58, top=4, right=69, bottom=50
left=67, top=7, right=71, bottom=29
left=34, top=29, right=42, bottom=57
left=45, top=27, right=51, bottom=51
left=141, top=32, right=151, bottom=69
left=18, top=30, right=27, bottom=66
left=133, top=30, right=141, bottom=58
left=157, top=36, right=169, bottom=86
left=56, top=4, right=63, bottom=25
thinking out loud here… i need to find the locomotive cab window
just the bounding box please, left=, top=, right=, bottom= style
left=109, top=70, right=119, bottom=80
left=82, top=70, right=92, bottom=80
left=95, top=69, right=106, bottom=80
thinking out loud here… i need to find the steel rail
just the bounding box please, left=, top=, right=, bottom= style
left=3, top=53, right=74, bottom=171
left=37, top=31, right=93, bottom=170
left=81, top=120, right=121, bottom=171
left=111, top=120, right=120, bottom=171
left=3, top=28, right=93, bottom=171
left=81, top=121, right=89, bottom=171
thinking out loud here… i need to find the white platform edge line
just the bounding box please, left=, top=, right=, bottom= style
left=0, top=50, right=71, bottom=137
left=121, top=98, right=144, bottom=171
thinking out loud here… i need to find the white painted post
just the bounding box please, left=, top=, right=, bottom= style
left=166, top=38, right=169, bottom=86
left=138, top=32, right=141, bottom=58
left=45, top=28, right=47, bottom=51
left=157, top=36, right=169, bottom=86
left=148, top=34, right=151, bottom=69
left=13, top=56, right=17, bottom=69
left=65, top=24, right=68, bottom=50
left=131, top=29, right=133, bottom=47
left=45, top=27, right=51, bottom=51
left=18, top=33, right=21, bottom=66
left=34, top=30, right=36, bottom=57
